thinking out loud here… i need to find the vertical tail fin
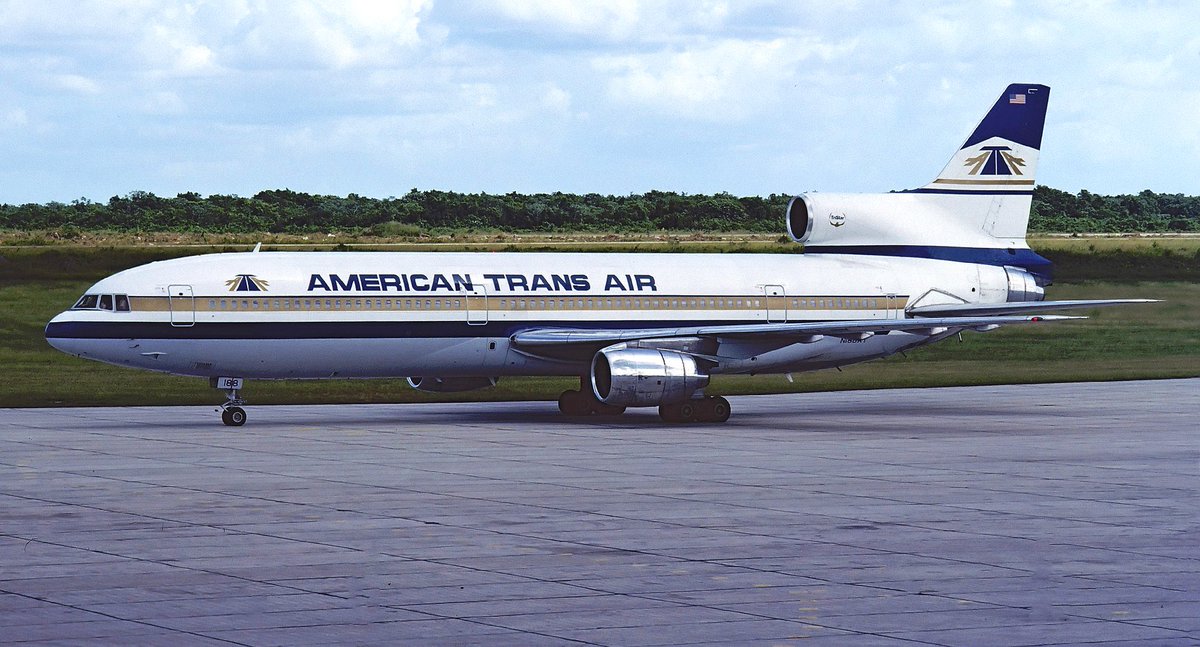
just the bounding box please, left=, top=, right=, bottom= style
left=795, top=83, right=1055, bottom=283
left=923, top=83, right=1050, bottom=193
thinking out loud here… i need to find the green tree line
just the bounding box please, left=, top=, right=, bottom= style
left=2, top=186, right=1197, bottom=234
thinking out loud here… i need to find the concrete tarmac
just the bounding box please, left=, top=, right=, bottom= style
left=1, top=379, right=1197, bottom=646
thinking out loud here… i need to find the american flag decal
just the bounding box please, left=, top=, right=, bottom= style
left=1009, top=93, right=1026, bottom=105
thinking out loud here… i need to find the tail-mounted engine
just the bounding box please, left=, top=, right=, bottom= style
left=787, top=192, right=954, bottom=247
left=1004, top=267, right=1044, bottom=302
left=590, top=346, right=708, bottom=408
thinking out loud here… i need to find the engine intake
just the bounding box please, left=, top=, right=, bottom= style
left=591, top=347, right=708, bottom=407
left=407, top=376, right=498, bottom=393
left=785, top=195, right=814, bottom=243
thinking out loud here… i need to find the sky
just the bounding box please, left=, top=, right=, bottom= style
left=2, top=0, right=1198, bottom=205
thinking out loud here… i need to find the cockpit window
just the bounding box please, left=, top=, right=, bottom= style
left=72, top=294, right=131, bottom=311
left=73, top=294, right=99, bottom=309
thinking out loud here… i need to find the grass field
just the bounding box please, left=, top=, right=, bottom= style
left=2, top=236, right=1197, bottom=407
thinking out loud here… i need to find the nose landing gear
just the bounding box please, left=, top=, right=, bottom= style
left=212, top=376, right=247, bottom=426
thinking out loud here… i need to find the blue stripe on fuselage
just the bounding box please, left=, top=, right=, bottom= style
left=802, top=245, right=1052, bottom=284
left=44, top=319, right=766, bottom=341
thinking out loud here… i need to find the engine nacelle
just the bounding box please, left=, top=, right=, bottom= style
left=590, top=347, right=709, bottom=407
left=786, top=191, right=1009, bottom=248
left=788, top=192, right=937, bottom=246
left=407, top=376, right=498, bottom=393
left=1004, top=267, right=1045, bottom=302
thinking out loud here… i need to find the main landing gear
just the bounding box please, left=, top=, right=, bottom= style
left=659, top=396, right=731, bottom=424
left=556, top=378, right=732, bottom=423
left=212, top=377, right=247, bottom=426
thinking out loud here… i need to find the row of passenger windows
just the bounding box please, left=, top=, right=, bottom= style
left=73, top=294, right=131, bottom=312
left=204, top=296, right=888, bottom=312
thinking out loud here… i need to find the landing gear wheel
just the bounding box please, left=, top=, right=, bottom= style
left=223, top=406, right=247, bottom=427
left=558, top=390, right=590, bottom=416
left=660, top=396, right=731, bottom=423
left=707, top=396, right=731, bottom=423
left=593, top=402, right=626, bottom=416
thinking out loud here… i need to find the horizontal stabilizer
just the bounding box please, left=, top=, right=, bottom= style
left=908, top=299, right=1160, bottom=317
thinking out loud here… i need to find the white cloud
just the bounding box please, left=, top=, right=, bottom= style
left=595, top=36, right=853, bottom=121
left=227, top=0, right=430, bottom=70
left=540, top=84, right=571, bottom=114
left=2, top=108, right=29, bottom=128
left=53, top=74, right=101, bottom=94
left=1, top=0, right=1198, bottom=201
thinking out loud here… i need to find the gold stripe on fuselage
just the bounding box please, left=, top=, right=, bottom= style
left=123, top=294, right=909, bottom=314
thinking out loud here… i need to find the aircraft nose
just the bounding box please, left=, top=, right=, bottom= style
left=45, top=311, right=73, bottom=353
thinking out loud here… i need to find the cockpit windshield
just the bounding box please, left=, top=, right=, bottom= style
left=73, top=294, right=99, bottom=309
left=72, top=294, right=130, bottom=312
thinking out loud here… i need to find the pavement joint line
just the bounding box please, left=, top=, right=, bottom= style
left=2, top=379, right=1196, bottom=645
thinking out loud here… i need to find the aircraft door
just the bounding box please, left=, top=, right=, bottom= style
left=764, top=285, right=787, bottom=323
left=465, top=284, right=488, bottom=325
left=168, top=284, right=195, bottom=327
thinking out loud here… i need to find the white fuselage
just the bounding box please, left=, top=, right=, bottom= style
left=46, top=251, right=1007, bottom=380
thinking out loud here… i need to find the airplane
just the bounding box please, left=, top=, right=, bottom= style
left=45, top=83, right=1154, bottom=426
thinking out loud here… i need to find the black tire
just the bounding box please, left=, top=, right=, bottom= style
left=710, top=396, right=731, bottom=423
left=658, top=403, right=681, bottom=423
left=221, top=409, right=233, bottom=426
left=558, top=390, right=589, bottom=416
left=227, top=406, right=247, bottom=427
left=677, top=400, right=698, bottom=422
left=594, top=402, right=626, bottom=416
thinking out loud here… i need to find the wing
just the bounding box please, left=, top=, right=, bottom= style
left=512, top=314, right=1080, bottom=347
left=510, top=314, right=1083, bottom=365
left=907, top=299, right=1159, bottom=317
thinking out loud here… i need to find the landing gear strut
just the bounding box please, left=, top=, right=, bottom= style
left=659, top=396, right=731, bottom=423
left=558, top=378, right=625, bottom=417
left=212, top=377, right=247, bottom=426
